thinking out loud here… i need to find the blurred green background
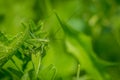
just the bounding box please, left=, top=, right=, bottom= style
left=0, top=0, right=120, bottom=80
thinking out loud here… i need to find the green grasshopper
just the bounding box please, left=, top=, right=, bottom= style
left=0, top=20, right=64, bottom=80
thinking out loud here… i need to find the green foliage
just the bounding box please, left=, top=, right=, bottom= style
left=0, top=0, right=120, bottom=80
